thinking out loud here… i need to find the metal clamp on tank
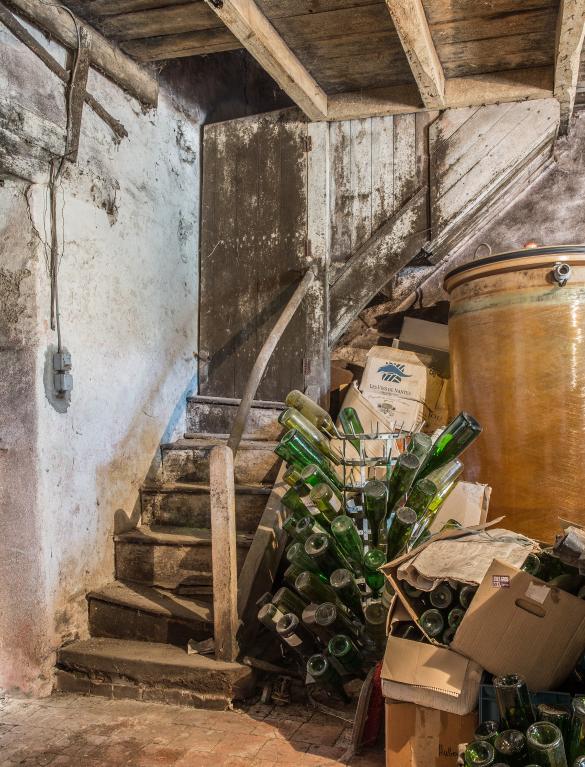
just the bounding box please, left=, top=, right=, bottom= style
left=551, top=262, right=572, bottom=286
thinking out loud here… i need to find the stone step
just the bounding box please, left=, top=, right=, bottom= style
left=114, top=526, right=252, bottom=590
left=88, top=581, right=213, bottom=646
left=160, top=436, right=280, bottom=485
left=56, top=638, right=254, bottom=709
left=186, top=395, right=283, bottom=440
left=141, top=482, right=270, bottom=532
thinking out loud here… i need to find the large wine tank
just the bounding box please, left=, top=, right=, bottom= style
left=444, top=245, right=585, bottom=541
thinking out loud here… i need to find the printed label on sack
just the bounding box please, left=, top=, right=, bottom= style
left=525, top=582, right=550, bottom=605
left=492, top=575, right=510, bottom=589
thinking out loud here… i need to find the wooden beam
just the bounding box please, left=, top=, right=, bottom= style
left=329, top=187, right=428, bottom=347
left=203, top=0, right=327, bottom=121
left=209, top=445, right=240, bottom=663
left=554, top=0, right=585, bottom=132
left=327, top=67, right=554, bottom=121
left=121, top=27, right=240, bottom=61
left=0, top=4, right=127, bottom=138
left=384, top=0, right=445, bottom=109
left=65, top=26, right=91, bottom=162
left=4, top=0, right=158, bottom=106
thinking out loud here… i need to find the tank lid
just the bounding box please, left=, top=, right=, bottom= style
left=444, top=244, right=585, bottom=292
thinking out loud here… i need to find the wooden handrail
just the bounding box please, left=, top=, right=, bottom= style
left=227, top=268, right=316, bottom=455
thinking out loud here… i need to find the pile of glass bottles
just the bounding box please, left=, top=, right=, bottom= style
left=256, top=390, right=483, bottom=700
left=464, top=674, right=585, bottom=767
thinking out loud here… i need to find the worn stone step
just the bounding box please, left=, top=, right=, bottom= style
left=186, top=395, right=283, bottom=440
left=56, top=638, right=254, bottom=709
left=114, top=526, right=252, bottom=590
left=141, top=482, right=270, bottom=531
left=88, top=581, right=213, bottom=646
left=161, top=436, right=280, bottom=485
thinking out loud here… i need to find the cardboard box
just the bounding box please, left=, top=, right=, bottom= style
left=359, top=346, right=445, bottom=432
left=385, top=701, right=476, bottom=767
left=451, top=559, right=585, bottom=691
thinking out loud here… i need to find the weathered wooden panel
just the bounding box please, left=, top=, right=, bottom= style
left=199, top=109, right=327, bottom=401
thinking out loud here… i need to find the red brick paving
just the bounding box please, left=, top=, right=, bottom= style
left=0, top=693, right=385, bottom=767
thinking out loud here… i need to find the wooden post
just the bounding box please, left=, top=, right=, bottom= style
left=209, top=445, right=239, bottom=662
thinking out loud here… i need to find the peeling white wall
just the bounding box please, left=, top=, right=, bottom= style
left=0, top=20, right=199, bottom=694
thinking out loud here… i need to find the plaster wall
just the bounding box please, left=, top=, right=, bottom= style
left=0, top=21, right=199, bottom=693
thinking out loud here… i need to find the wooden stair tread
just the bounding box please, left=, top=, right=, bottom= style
left=115, top=525, right=254, bottom=547
left=88, top=581, right=213, bottom=624
left=141, top=481, right=271, bottom=496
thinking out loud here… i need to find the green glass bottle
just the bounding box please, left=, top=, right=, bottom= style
left=418, top=412, right=482, bottom=478
left=526, top=722, right=567, bottom=767
left=330, top=568, right=364, bottom=618
left=286, top=541, right=323, bottom=577
left=306, top=653, right=349, bottom=702
left=272, top=586, right=308, bottom=618
left=283, top=515, right=302, bottom=540
left=494, top=730, right=528, bottom=767
left=285, top=390, right=337, bottom=437
left=442, top=626, right=456, bottom=644
left=279, top=407, right=342, bottom=464
left=574, top=757, right=585, bottom=767
left=448, top=607, right=465, bottom=628
left=521, top=552, right=542, bottom=576
left=429, top=582, right=455, bottom=610
left=331, top=515, right=364, bottom=570
left=328, top=634, right=364, bottom=676
left=310, top=483, right=342, bottom=523
left=300, top=463, right=342, bottom=500
left=339, top=407, right=364, bottom=453
left=493, top=674, right=535, bottom=731
left=315, top=601, right=362, bottom=639
left=276, top=612, right=317, bottom=657
left=294, top=516, right=329, bottom=544
left=408, top=432, right=433, bottom=463
left=537, top=704, right=571, bottom=749
left=407, top=478, right=438, bottom=519
left=459, top=585, right=477, bottom=609
left=283, top=464, right=305, bottom=490
left=305, top=532, right=346, bottom=576
left=258, top=602, right=285, bottom=632
left=363, top=548, right=386, bottom=595
left=475, top=721, right=500, bottom=746
left=275, top=429, right=341, bottom=489
left=283, top=563, right=304, bottom=589
left=387, top=453, right=420, bottom=511
left=419, top=608, right=444, bottom=638
left=464, top=740, right=496, bottom=766
left=364, top=480, right=388, bottom=547
left=568, top=697, right=585, bottom=765
left=294, top=571, right=340, bottom=609
left=363, top=601, right=387, bottom=651
left=281, top=487, right=312, bottom=522
left=301, top=603, right=334, bottom=644
left=426, top=458, right=464, bottom=493
left=386, top=506, right=417, bottom=561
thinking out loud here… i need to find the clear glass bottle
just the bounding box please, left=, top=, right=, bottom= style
left=387, top=453, right=420, bottom=511
left=339, top=407, right=364, bottom=453
left=305, top=533, right=344, bottom=576
left=275, top=429, right=341, bottom=489
left=526, top=722, right=567, bottom=767
left=494, top=730, right=528, bottom=767
left=276, top=612, right=317, bottom=657
left=285, top=390, right=337, bottom=437
left=419, top=608, right=444, bottom=638
left=279, top=407, right=342, bottom=464
left=418, top=412, right=482, bottom=478
left=330, top=515, right=364, bottom=569
left=475, top=721, right=500, bottom=746
left=464, top=740, right=496, bottom=766
left=569, top=697, right=585, bottom=765
left=363, top=601, right=387, bottom=651
left=363, top=480, right=388, bottom=547
left=310, top=483, right=342, bottom=523
left=328, top=634, right=364, bottom=676
left=330, top=568, right=364, bottom=618
left=429, top=582, right=455, bottom=610
left=363, top=548, right=386, bottom=595
left=385, top=506, right=417, bottom=561
left=272, top=586, right=308, bottom=618
left=493, top=674, right=535, bottom=731
left=408, top=432, right=433, bottom=463
left=306, top=653, right=349, bottom=701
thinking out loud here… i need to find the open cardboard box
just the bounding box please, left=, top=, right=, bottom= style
left=382, top=527, right=585, bottom=691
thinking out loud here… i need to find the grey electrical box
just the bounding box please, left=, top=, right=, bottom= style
left=53, top=372, right=73, bottom=396
left=53, top=351, right=73, bottom=399
left=53, top=351, right=72, bottom=371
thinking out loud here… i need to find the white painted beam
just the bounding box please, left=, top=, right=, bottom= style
left=203, top=0, right=327, bottom=121
left=384, top=0, right=445, bottom=109
left=554, top=0, right=585, bottom=132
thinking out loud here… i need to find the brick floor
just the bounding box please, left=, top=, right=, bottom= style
left=0, top=693, right=385, bottom=767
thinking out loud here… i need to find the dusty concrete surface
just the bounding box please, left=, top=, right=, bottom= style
left=0, top=693, right=384, bottom=767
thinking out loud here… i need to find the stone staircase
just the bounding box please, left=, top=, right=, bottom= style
left=55, top=395, right=283, bottom=709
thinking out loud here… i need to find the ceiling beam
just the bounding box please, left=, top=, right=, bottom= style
left=554, top=0, right=585, bottom=133
left=203, top=0, right=327, bottom=121
left=122, top=28, right=241, bottom=61
left=384, top=0, right=445, bottom=109
left=327, top=66, right=554, bottom=122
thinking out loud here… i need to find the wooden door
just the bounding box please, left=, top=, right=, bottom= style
left=199, top=109, right=327, bottom=402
